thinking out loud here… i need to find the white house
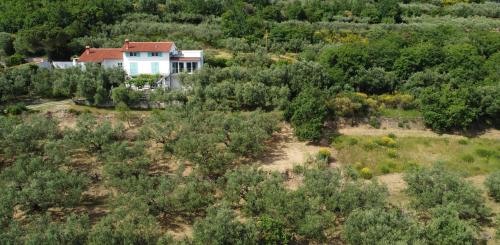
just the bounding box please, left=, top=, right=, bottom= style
left=75, top=40, right=203, bottom=88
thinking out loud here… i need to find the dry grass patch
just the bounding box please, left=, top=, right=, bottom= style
left=332, top=135, right=500, bottom=176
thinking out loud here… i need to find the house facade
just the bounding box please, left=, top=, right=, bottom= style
left=76, top=40, right=203, bottom=88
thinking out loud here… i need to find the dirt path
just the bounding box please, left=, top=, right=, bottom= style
left=339, top=126, right=500, bottom=140
left=377, top=173, right=409, bottom=207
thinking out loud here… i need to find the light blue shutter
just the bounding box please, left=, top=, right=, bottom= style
left=148, top=52, right=152, bottom=57
left=125, top=52, right=130, bottom=57
left=136, top=52, right=141, bottom=57
left=159, top=52, right=163, bottom=57
left=130, top=62, right=138, bottom=76
left=151, top=62, right=159, bottom=74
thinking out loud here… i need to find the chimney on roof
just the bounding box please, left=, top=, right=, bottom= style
left=125, top=39, right=130, bottom=50
left=85, top=46, right=90, bottom=55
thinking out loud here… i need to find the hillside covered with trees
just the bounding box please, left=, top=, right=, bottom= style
left=1, top=0, right=500, bottom=244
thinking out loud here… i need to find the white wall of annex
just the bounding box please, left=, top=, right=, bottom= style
left=101, top=59, right=122, bottom=69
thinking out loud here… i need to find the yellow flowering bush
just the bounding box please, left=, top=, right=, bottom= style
left=355, top=92, right=368, bottom=99
left=377, top=136, right=397, bottom=147
left=360, top=167, right=373, bottom=179
left=318, top=147, right=331, bottom=160
left=376, top=93, right=415, bottom=109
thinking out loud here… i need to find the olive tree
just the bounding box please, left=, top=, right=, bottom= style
left=423, top=205, right=477, bottom=245
left=344, top=208, right=421, bottom=245
left=65, top=114, right=124, bottom=152
left=88, top=196, right=161, bottom=245
left=285, top=87, right=328, bottom=141
left=0, top=115, right=59, bottom=158
left=22, top=214, right=90, bottom=245
left=221, top=167, right=266, bottom=206
left=192, top=206, right=257, bottom=245
left=404, top=165, right=490, bottom=221
left=173, top=110, right=279, bottom=177
left=2, top=156, right=88, bottom=213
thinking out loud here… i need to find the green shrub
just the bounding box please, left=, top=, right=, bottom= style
left=128, top=74, right=160, bottom=87
left=368, top=117, right=381, bottom=129
left=5, top=53, right=25, bottom=67
left=387, top=133, right=396, bottom=139
left=485, top=171, right=500, bottom=202
left=331, top=135, right=358, bottom=149
left=292, top=164, right=305, bottom=174
left=475, top=148, right=494, bottom=159
left=360, top=167, right=373, bottom=179
left=67, top=108, right=81, bottom=115
left=461, top=154, right=475, bottom=163
left=111, top=86, right=142, bottom=106
left=204, top=54, right=228, bottom=68
left=380, top=165, right=391, bottom=174
left=5, top=103, right=27, bottom=115
left=379, top=161, right=397, bottom=174
left=387, top=149, right=398, bottom=159
left=403, top=161, right=419, bottom=171
left=331, top=135, right=344, bottom=145
left=458, top=139, right=469, bottom=145
left=363, top=140, right=378, bottom=151
left=348, top=138, right=359, bottom=145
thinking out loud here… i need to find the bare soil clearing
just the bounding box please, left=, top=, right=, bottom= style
left=257, top=124, right=336, bottom=173
left=27, top=99, right=149, bottom=131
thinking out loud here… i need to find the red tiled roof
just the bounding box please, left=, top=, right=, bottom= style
left=122, top=42, right=174, bottom=52
left=171, top=57, right=201, bottom=61
left=79, top=48, right=122, bottom=62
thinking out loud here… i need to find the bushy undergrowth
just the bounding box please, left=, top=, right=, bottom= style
left=485, top=171, right=500, bottom=202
